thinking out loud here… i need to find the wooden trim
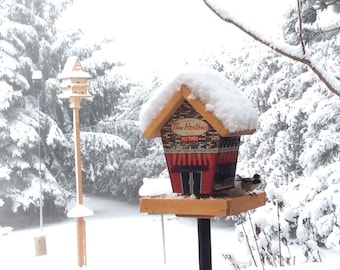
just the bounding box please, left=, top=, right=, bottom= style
left=139, top=192, right=266, bottom=218
left=142, top=90, right=184, bottom=138
left=142, top=84, right=256, bottom=138
left=182, top=85, right=230, bottom=136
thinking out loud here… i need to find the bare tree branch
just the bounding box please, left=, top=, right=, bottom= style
left=297, top=0, right=306, bottom=55
left=203, top=0, right=340, bottom=97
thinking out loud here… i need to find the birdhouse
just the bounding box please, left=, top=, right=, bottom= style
left=58, top=56, right=91, bottom=99
left=140, top=70, right=258, bottom=195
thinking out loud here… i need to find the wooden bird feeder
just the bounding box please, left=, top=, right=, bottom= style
left=139, top=71, right=265, bottom=270
left=58, top=56, right=92, bottom=267
left=58, top=56, right=91, bottom=99
left=139, top=71, right=266, bottom=216
left=142, top=79, right=256, bottom=196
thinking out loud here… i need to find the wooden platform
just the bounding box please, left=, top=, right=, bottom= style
left=139, top=192, right=266, bottom=218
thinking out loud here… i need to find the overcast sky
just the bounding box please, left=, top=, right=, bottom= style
left=59, top=0, right=292, bottom=77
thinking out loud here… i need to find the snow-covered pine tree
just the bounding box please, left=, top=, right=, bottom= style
left=0, top=0, right=83, bottom=226
left=214, top=4, right=340, bottom=258
left=284, top=0, right=340, bottom=46
left=75, top=50, right=166, bottom=199
left=195, top=6, right=340, bottom=260
left=58, top=45, right=134, bottom=197
left=111, top=77, right=167, bottom=199
left=204, top=0, right=340, bottom=97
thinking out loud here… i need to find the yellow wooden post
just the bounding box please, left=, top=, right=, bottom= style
left=71, top=96, right=86, bottom=266
left=71, top=97, right=83, bottom=205
left=58, top=56, right=93, bottom=267
left=77, top=217, right=86, bottom=266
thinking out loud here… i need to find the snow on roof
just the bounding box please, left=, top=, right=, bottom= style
left=139, top=69, right=258, bottom=133
left=58, top=56, right=91, bottom=79
left=62, top=56, right=82, bottom=72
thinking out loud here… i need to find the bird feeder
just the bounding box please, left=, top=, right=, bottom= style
left=141, top=71, right=257, bottom=195
left=139, top=71, right=266, bottom=270
left=58, top=56, right=91, bottom=100
left=58, top=56, right=92, bottom=267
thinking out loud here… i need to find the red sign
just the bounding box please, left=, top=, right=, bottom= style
left=181, top=136, right=199, bottom=142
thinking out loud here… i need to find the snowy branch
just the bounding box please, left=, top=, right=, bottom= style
left=297, top=0, right=306, bottom=55
left=203, top=0, right=340, bottom=97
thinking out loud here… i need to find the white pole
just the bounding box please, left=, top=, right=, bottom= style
left=38, top=93, right=43, bottom=231
left=33, top=70, right=44, bottom=231
left=161, top=214, right=167, bottom=264
left=33, top=70, right=46, bottom=257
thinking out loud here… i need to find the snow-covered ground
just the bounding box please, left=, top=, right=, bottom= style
left=0, top=196, right=339, bottom=270
left=0, top=196, right=238, bottom=269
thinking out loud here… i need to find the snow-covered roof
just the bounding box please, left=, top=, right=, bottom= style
left=58, top=56, right=91, bottom=79
left=139, top=69, right=258, bottom=138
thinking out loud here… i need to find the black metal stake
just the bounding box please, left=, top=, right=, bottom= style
left=197, top=218, right=212, bottom=270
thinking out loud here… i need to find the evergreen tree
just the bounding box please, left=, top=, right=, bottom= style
left=75, top=61, right=166, bottom=199
left=110, top=80, right=167, bottom=199
left=203, top=0, right=340, bottom=97
left=195, top=26, right=339, bottom=257
left=284, top=0, right=340, bottom=45
left=0, top=0, right=82, bottom=226
left=218, top=39, right=340, bottom=255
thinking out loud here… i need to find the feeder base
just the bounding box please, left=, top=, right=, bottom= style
left=139, top=192, right=266, bottom=218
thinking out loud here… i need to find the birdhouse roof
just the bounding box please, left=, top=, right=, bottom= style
left=58, top=56, right=91, bottom=79
left=139, top=70, right=258, bottom=138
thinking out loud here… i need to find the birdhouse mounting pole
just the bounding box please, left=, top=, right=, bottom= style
left=71, top=97, right=83, bottom=205
left=198, top=218, right=212, bottom=270
left=58, top=56, right=93, bottom=268
left=71, top=96, right=86, bottom=266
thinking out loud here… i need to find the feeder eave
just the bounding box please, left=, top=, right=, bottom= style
left=141, top=89, right=185, bottom=138
left=58, top=92, right=92, bottom=99
left=142, top=128, right=161, bottom=138
left=58, top=71, right=91, bottom=80
left=139, top=71, right=259, bottom=138
left=140, top=82, right=258, bottom=138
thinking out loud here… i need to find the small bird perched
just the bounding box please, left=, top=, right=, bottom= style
left=226, top=174, right=262, bottom=196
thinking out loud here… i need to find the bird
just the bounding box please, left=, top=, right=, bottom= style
left=226, top=174, right=262, bottom=196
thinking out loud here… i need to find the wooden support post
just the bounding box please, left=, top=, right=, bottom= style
left=58, top=56, right=92, bottom=268
left=197, top=218, right=212, bottom=270
left=140, top=194, right=266, bottom=270
left=72, top=98, right=87, bottom=267
left=77, top=217, right=87, bottom=266
left=72, top=98, right=83, bottom=206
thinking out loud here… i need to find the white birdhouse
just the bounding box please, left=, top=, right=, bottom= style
left=58, top=56, right=92, bottom=99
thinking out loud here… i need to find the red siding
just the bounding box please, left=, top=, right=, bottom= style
left=171, top=173, right=182, bottom=193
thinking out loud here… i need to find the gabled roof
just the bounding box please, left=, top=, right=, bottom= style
left=64, top=56, right=83, bottom=72
left=142, top=84, right=256, bottom=138
left=140, top=70, right=258, bottom=138
left=58, top=56, right=91, bottom=80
